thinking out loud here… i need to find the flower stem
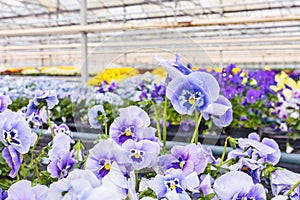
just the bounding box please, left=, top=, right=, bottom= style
left=45, top=106, right=54, bottom=138
left=190, top=111, right=203, bottom=144
left=104, top=122, right=108, bottom=136
left=286, top=180, right=300, bottom=196
left=162, top=97, right=168, bottom=153
left=152, top=101, right=162, bottom=141
left=219, top=136, right=232, bottom=166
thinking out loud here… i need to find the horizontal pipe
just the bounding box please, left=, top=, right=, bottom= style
left=1, top=35, right=300, bottom=51
left=0, top=15, right=300, bottom=37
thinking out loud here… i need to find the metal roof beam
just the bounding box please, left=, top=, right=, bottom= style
left=0, top=15, right=300, bottom=37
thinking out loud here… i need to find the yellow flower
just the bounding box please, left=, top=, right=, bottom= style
left=264, top=66, right=270, bottom=71
left=274, top=72, right=298, bottom=90
left=282, top=88, right=293, bottom=100
left=249, top=78, right=257, bottom=86
left=232, top=67, right=241, bottom=74
left=151, top=67, right=167, bottom=77
left=88, top=67, right=139, bottom=86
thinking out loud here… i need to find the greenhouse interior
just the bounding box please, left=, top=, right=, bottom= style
left=0, top=0, right=299, bottom=199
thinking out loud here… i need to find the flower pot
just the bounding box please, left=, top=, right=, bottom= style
left=222, top=127, right=258, bottom=138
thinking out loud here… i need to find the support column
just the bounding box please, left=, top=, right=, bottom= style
left=81, top=0, right=88, bottom=83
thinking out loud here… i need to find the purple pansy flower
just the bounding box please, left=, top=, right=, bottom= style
left=49, top=123, right=74, bottom=144
left=224, top=87, right=237, bottom=99
left=122, top=139, right=160, bottom=170
left=0, top=188, right=7, bottom=200
left=166, top=72, right=214, bottom=115
left=51, top=123, right=72, bottom=137
left=6, top=180, right=48, bottom=200
left=214, top=171, right=266, bottom=200
left=47, top=134, right=76, bottom=178
left=88, top=105, right=106, bottom=129
left=88, top=162, right=134, bottom=200
left=86, top=139, right=126, bottom=180
left=271, top=169, right=300, bottom=200
left=0, top=94, right=12, bottom=112
left=159, top=144, right=207, bottom=176
left=110, top=106, right=156, bottom=145
left=151, top=83, right=166, bottom=102
left=229, top=157, right=264, bottom=184
left=197, top=174, right=216, bottom=198
left=245, top=88, right=260, bottom=104
left=48, top=169, right=101, bottom=200
left=27, top=107, right=49, bottom=128
left=26, top=90, right=58, bottom=117
left=148, top=169, right=199, bottom=199
left=203, top=95, right=233, bottom=127
left=180, top=119, right=196, bottom=132
left=160, top=55, right=233, bottom=127
left=156, top=54, right=192, bottom=78
left=238, top=132, right=281, bottom=165
left=0, top=109, right=32, bottom=154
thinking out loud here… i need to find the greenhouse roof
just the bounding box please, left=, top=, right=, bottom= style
left=0, top=0, right=300, bottom=68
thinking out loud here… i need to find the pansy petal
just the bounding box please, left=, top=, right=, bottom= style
left=183, top=172, right=200, bottom=192
left=148, top=175, right=166, bottom=198
left=187, top=72, right=220, bottom=102
left=214, top=171, right=253, bottom=200
left=2, top=146, right=22, bottom=178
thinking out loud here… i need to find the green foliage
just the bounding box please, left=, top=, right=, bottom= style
left=8, top=97, right=29, bottom=112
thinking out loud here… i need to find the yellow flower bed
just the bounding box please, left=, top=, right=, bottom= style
left=88, top=67, right=139, bottom=86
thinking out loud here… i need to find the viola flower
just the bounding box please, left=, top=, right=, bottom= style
left=0, top=94, right=12, bottom=112
left=88, top=104, right=106, bottom=129
left=245, top=88, right=260, bottom=104
left=166, top=72, right=212, bottom=115
left=224, top=87, right=237, bottom=99
left=86, top=139, right=126, bottom=180
left=47, top=134, right=76, bottom=178
left=0, top=109, right=32, bottom=154
left=197, top=174, right=215, bottom=198
left=229, top=157, right=264, bottom=184
left=32, top=90, right=59, bottom=109
left=122, top=139, right=160, bottom=170
left=156, top=54, right=192, bottom=78
left=26, top=90, right=58, bottom=117
left=203, top=95, right=233, bottom=127
left=27, top=107, right=49, bottom=128
left=214, top=171, right=266, bottom=200
left=0, top=188, right=7, bottom=200
left=271, top=169, right=300, bottom=199
left=151, top=83, right=166, bottom=102
left=148, top=169, right=199, bottom=199
left=48, top=169, right=101, bottom=200
left=88, top=163, right=134, bottom=200
left=180, top=119, right=196, bottom=132
left=238, top=133, right=281, bottom=165
left=159, top=144, right=207, bottom=175
left=49, top=123, right=74, bottom=144
left=7, top=180, right=48, bottom=200
left=108, top=80, right=118, bottom=92
left=110, top=106, right=156, bottom=145
left=163, top=59, right=233, bottom=126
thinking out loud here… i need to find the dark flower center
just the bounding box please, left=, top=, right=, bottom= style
left=118, top=125, right=136, bottom=144
left=98, top=159, right=111, bottom=178
left=179, top=89, right=205, bottom=111
left=129, top=148, right=144, bottom=163
left=3, top=129, right=20, bottom=145
left=165, top=178, right=183, bottom=193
